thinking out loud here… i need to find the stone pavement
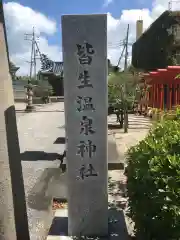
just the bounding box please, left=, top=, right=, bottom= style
left=108, top=114, right=152, bottom=162
left=15, top=103, right=152, bottom=239
left=16, top=102, right=66, bottom=240
left=16, top=102, right=121, bottom=239
left=46, top=112, right=152, bottom=239
left=107, top=114, right=152, bottom=237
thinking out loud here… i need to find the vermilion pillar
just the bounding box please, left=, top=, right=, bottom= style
left=157, top=84, right=160, bottom=108
left=172, top=83, right=176, bottom=107
left=154, top=84, right=157, bottom=108
left=152, top=84, right=155, bottom=107
left=156, top=84, right=158, bottom=108
left=160, top=84, right=163, bottom=109
left=169, top=84, right=172, bottom=109
left=167, top=84, right=169, bottom=110
left=158, top=84, right=161, bottom=108
left=150, top=86, right=153, bottom=107
left=149, top=87, right=152, bottom=107
left=178, top=84, right=180, bottom=105
left=175, top=83, right=178, bottom=106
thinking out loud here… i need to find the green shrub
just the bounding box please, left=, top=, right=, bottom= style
left=126, top=119, right=180, bottom=239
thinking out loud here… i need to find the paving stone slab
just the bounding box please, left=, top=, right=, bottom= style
left=22, top=161, right=59, bottom=240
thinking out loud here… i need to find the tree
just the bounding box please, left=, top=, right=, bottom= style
left=9, top=61, right=19, bottom=81
left=9, top=61, right=16, bottom=70
left=40, top=54, right=53, bottom=71
left=108, top=65, right=141, bottom=132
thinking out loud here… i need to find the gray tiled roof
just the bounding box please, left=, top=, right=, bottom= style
left=40, top=61, right=63, bottom=77
left=53, top=62, right=63, bottom=76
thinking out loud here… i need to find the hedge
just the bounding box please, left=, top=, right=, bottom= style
left=126, top=114, right=180, bottom=239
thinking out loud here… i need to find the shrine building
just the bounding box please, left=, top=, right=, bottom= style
left=142, top=66, right=180, bottom=110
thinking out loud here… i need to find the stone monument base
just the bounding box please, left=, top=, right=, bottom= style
left=25, top=105, right=36, bottom=112
left=47, top=207, right=128, bottom=239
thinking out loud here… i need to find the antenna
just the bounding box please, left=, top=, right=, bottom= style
left=169, top=0, right=180, bottom=11
left=169, top=0, right=172, bottom=10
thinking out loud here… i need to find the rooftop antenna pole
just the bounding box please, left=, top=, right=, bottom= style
left=168, top=0, right=172, bottom=10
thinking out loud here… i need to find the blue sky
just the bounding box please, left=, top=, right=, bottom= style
left=4, top=0, right=152, bottom=46
left=4, top=0, right=152, bottom=17
left=4, top=0, right=165, bottom=75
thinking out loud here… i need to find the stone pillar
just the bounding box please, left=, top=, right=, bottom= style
left=0, top=3, right=30, bottom=240
left=62, top=14, right=108, bottom=237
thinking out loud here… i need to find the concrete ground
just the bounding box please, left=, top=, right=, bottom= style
left=47, top=113, right=152, bottom=239
left=107, top=114, right=152, bottom=237
left=16, top=102, right=66, bottom=240
left=15, top=102, right=122, bottom=239
left=108, top=114, right=152, bottom=162
left=15, top=102, right=152, bottom=239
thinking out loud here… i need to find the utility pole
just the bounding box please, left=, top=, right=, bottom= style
left=117, top=44, right=125, bottom=68
left=115, top=25, right=130, bottom=130
left=24, top=27, right=40, bottom=111
left=123, top=24, right=130, bottom=133
left=25, top=27, right=40, bottom=81
left=116, top=39, right=133, bottom=68
left=124, top=24, right=129, bottom=71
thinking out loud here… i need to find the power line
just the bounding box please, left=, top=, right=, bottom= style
left=123, top=24, right=130, bottom=133
left=117, top=45, right=125, bottom=67
left=124, top=24, right=130, bottom=71
left=116, top=31, right=133, bottom=68
left=24, top=27, right=41, bottom=82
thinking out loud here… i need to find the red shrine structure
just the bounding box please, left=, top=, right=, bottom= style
left=141, top=66, right=180, bottom=110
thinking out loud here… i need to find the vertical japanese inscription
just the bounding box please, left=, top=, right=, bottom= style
left=75, top=41, right=98, bottom=180
left=78, top=164, right=98, bottom=180
left=77, top=140, right=96, bottom=159
left=80, top=116, right=95, bottom=135
left=76, top=96, right=95, bottom=112
left=78, top=70, right=93, bottom=89
left=76, top=41, right=95, bottom=65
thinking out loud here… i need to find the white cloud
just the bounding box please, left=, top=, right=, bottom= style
left=107, top=0, right=179, bottom=68
left=3, top=0, right=180, bottom=75
left=4, top=2, right=62, bottom=75
left=103, top=0, right=113, bottom=8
